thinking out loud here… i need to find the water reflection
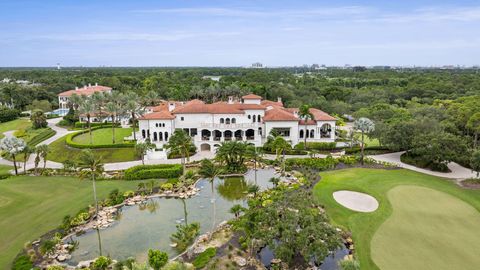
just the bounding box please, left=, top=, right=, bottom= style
left=68, top=168, right=278, bottom=264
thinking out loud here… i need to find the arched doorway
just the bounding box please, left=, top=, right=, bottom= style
left=320, top=124, right=332, bottom=138
left=246, top=129, right=255, bottom=140
left=201, top=129, right=211, bottom=141
left=224, top=130, right=233, bottom=141
left=200, top=143, right=211, bottom=152
left=234, top=130, right=243, bottom=140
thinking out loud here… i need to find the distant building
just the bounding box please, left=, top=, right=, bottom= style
left=202, top=76, right=222, bottom=81
left=251, top=62, right=264, bottom=68
left=57, top=83, right=112, bottom=114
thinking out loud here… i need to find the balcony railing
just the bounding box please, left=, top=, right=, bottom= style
left=199, top=123, right=257, bottom=129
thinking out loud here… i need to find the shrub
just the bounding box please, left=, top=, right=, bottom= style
left=285, top=156, right=338, bottom=171
left=192, top=247, right=217, bottom=269
left=58, top=119, right=71, bottom=127
left=123, top=190, right=135, bottom=198
left=344, top=146, right=390, bottom=155
left=14, top=129, right=26, bottom=138
left=295, top=142, right=337, bottom=151
left=124, top=164, right=183, bottom=180
left=148, top=249, right=168, bottom=270
left=74, top=121, right=119, bottom=129
left=160, top=183, right=174, bottom=190
left=400, top=152, right=449, bottom=172
left=92, top=256, right=112, bottom=270
left=0, top=107, right=20, bottom=122
left=12, top=255, right=33, bottom=270
left=47, top=266, right=65, bottom=270
left=28, top=128, right=56, bottom=146
left=339, top=259, right=360, bottom=270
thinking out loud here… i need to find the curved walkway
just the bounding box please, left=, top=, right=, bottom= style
left=369, top=151, right=476, bottom=180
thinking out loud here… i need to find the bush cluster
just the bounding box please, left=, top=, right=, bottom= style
left=65, top=127, right=135, bottom=149
left=285, top=156, right=338, bottom=170
left=74, top=121, right=119, bottom=129
left=192, top=247, right=217, bottom=269
left=294, top=142, right=337, bottom=151
left=344, top=146, right=390, bottom=155
left=124, top=164, right=183, bottom=180
left=0, top=107, right=20, bottom=123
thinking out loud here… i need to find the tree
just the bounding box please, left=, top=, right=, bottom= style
left=230, top=204, right=245, bottom=219
left=198, top=159, right=222, bottom=197
left=353, top=117, right=375, bottom=165
left=135, top=139, right=156, bottom=165
left=21, top=145, right=34, bottom=174
left=165, top=129, right=194, bottom=174
left=105, top=102, right=119, bottom=144
left=216, top=141, right=250, bottom=173
left=271, top=136, right=291, bottom=172
left=299, top=104, right=314, bottom=149
left=246, top=145, right=263, bottom=185
left=269, top=177, right=280, bottom=187
left=0, top=137, right=26, bottom=175
left=470, top=150, right=480, bottom=178
left=78, top=97, right=95, bottom=144
left=125, top=91, right=143, bottom=141
left=147, top=249, right=168, bottom=270
left=467, top=112, right=480, bottom=149
left=30, top=109, right=48, bottom=129
left=27, top=99, right=52, bottom=112
left=68, top=93, right=83, bottom=110
left=247, top=183, right=260, bottom=197
left=78, top=149, right=104, bottom=219
left=34, top=146, right=41, bottom=175
left=36, top=144, right=49, bottom=169
left=91, top=91, right=105, bottom=124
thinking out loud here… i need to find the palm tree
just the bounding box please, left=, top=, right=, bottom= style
left=68, top=93, right=83, bottom=110
left=135, top=139, right=156, bottom=165
left=91, top=91, right=105, bottom=124
left=198, top=158, right=222, bottom=231
left=36, top=144, right=49, bottom=169
left=142, top=91, right=158, bottom=106
left=22, top=145, right=34, bottom=174
left=147, top=179, right=157, bottom=194
left=247, top=183, right=260, bottom=197
left=354, top=117, right=375, bottom=165
left=0, top=137, right=26, bottom=175
left=125, top=92, right=143, bottom=141
left=230, top=204, right=244, bottom=219
left=269, top=177, right=280, bottom=187
left=271, top=136, right=291, bottom=173
left=165, top=130, right=194, bottom=175
left=216, top=141, right=250, bottom=173
left=78, top=97, right=95, bottom=144
left=467, top=112, right=480, bottom=149
left=34, top=147, right=41, bottom=175
left=78, top=149, right=104, bottom=218
left=299, top=105, right=314, bottom=149
left=246, top=145, right=263, bottom=185
left=105, top=102, right=119, bottom=144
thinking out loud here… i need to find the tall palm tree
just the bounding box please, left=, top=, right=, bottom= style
left=299, top=105, right=314, bottom=149
left=0, top=137, right=26, bottom=175
left=246, top=145, right=263, bottom=185
left=22, top=145, right=34, bottom=174
left=68, top=93, right=83, bottom=110
left=216, top=141, right=249, bottom=173
left=105, top=102, right=119, bottom=144
left=271, top=136, right=291, bottom=173
left=142, top=91, right=159, bottom=106
left=91, top=91, right=105, bottom=124
left=78, top=97, right=95, bottom=144
left=198, top=158, right=222, bottom=231
left=78, top=149, right=104, bottom=218
left=164, top=130, right=194, bottom=174
left=354, top=117, right=375, bottom=165
left=125, top=92, right=143, bottom=141
left=36, top=144, right=49, bottom=169
left=135, top=139, right=156, bottom=165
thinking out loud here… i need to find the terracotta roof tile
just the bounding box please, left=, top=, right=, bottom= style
left=139, top=111, right=175, bottom=120
left=242, top=94, right=262, bottom=99
left=58, top=85, right=112, bottom=97
left=263, top=107, right=299, bottom=121
left=310, top=108, right=336, bottom=121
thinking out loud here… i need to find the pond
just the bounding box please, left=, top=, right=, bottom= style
left=67, top=168, right=279, bottom=264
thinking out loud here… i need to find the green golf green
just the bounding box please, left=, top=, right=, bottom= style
left=372, top=185, right=480, bottom=270
left=313, top=168, right=480, bottom=270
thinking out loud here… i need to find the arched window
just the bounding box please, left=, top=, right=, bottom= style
left=159, top=132, right=163, bottom=141
left=232, top=118, right=236, bottom=124
left=142, top=130, right=146, bottom=138
left=248, top=115, right=251, bottom=119
left=253, top=116, right=256, bottom=123
left=299, top=129, right=304, bottom=138
left=257, top=115, right=261, bottom=122
left=226, top=118, right=231, bottom=124
left=153, top=132, right=158, bottom=141
left=164, top=132, right=169, bottom=141
left=220, top=118, right=224, bottom=124
left=310, top=129, right=315, bottom=138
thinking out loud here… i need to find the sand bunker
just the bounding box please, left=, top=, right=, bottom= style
left=333, top=190, right=379, bottom=212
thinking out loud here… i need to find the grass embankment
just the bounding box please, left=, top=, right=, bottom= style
left=48, top=134, right=138, bottom=163
left=313, top=168, right=480, bottom=270
left=0, top=119, right=31, bottom=139
left=0, top=176, right=145, bottom=269
left=72, top=127, right=133, bottom=145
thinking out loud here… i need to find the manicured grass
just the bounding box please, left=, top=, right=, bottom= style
left=48, top=134, right=139, bottom=163
left=0, top=119, right=31, bottom=138
left=0, top=165, right=12, bottom=174
left=72, top=127, right=133, bottom=145
left=371, top=185, right=480, bottom=270
left=0, top=175, right=145, bottom=269
left=313, top=168, right=480, bottom=270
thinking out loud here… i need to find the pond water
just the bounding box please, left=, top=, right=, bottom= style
left=67, top=169, right=278, bottom=264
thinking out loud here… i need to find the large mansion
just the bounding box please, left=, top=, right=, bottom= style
left=57, top=84, right=112, bottom=113
left=138, top=94, right=336, bottom=152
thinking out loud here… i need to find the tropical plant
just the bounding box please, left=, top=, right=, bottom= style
left=0, top=137, right=26, bottom=175
left=78, top=149, right=104, bottom=218
left=246, top=145, right=263, bottom=184
left=135, top=139, right=155, bottom=165
left=198, top=159, right=222, bottom=197
left=104, top=102, right=119, bottom=144
left=271, top=136, right=291, bottom=172
left=165, top=129, right=194, bottom=174
left=353, top=117, right=375, bottom=165
left=21, top=145, right=34, bottom=174
left=299, top=104, right=314, bottom=148
left=68, top=93, right=83, bottom=110
left=92, top=256, right=112, bottom=270
left=91, top=91, right=105, bottom=122
left=230, top=204, right=245, bottom=219
left=216, top=141, right=250, bottom=173
left=269, top=177, right=280, bottom=187
left=36, top=144, right=49, bottom=169
left=147, top=249, right=168, bottom=270
left=339, top=259, right=360, bottom=270
left=125, top=91, right=143, bottom=140
left=247, top=183, right=260, bottom=197
left=78, top=97, right=95, bottom=144
left=170, top=223, right=200, bottom=252
left=30, top=109, right=48, bottom=129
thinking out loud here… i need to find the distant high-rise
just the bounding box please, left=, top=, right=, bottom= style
left=56, top=63, right=61, bottom=70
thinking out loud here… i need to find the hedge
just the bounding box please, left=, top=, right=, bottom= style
left=74, top=121, right=120, bottom=129
left=0, top=107, right=20, bottom=123
left=294, top=142, right=337, bottom=151
left=285, top=156, right=338, bottom=171
left=66, top=127, right=135, bottom=149
left=192, top=247, right=217, bottom=269
left=124, top=164, right=183, bottom=180
left=344, top=146, right=390, bottom=155
left=28, top=128, right=56, bottom=146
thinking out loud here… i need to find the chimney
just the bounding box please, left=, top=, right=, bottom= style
left=75, top=86, right=79, bottom=90
left=84, top=85, right=87, bottom=89
left=228, top=96, right=234, bottom=104
left=88, top=83, right=91, bottom=87
left=168, top=102, right=176, bottom=112
left=277, top=97, right=282, bottom=104
left=95, top=82, right=98, bottom=86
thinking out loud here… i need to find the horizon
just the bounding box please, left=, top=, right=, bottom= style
left=1, top=0, right=480, bottom=67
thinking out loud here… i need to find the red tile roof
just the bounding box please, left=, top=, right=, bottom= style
left=261, top=100, right=283, bottom=107
left=310, top=108, right=337, bottom=121
left=263, top=107, right=299, bottom=121
left=58, top=85, right=112, bottom=97
left=242, top=94, right=262, bottom=99
left=172, top=102, right=266, bottom=114
left=139, top=111, right=175, bottom=120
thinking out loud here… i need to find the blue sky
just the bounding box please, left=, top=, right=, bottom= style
left=1, top=0, right=479, bottom=67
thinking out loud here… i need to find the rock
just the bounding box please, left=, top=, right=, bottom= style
left=233, top=256, right=247, bottom=266
left=197, top=234, right=209, bottom=242
left=77, top=260, right=93, bottom=268
left=346, top=237, right=353, bottom=244
left=193, top=245, right=207, bottom=254
left=271, top=258, right=281, bottom=264
left=57, top=255, right=67, bottom=262
left=170, top=242, right=178, bottom=247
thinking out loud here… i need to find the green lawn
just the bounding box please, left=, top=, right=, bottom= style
left=0, top=175, right=145, bottom=269
left=0, top=165, right=12, bottom=174
left=72, top=127, right=133, bottom=145
left=0, top=119, right=31, bottom=138
left=313, top=168, right=480, bottom=270
left=48, top=134, right=139, bottom=163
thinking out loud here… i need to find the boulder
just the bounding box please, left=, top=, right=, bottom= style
left=77, top=260, right=93, bottom=268
left=57, top=255, right=67, bottom=262
left=233, top=256, right=246, bottom=267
